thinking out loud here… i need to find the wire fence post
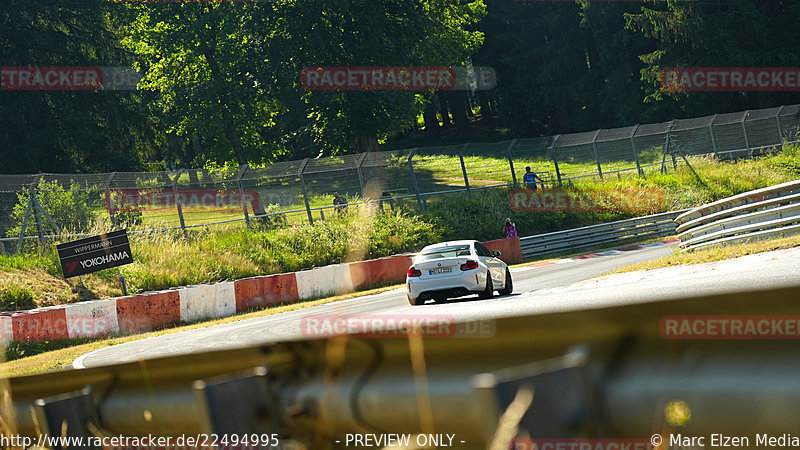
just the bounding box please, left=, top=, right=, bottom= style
left=591, top=130, right=603, bottom=180
left=459, top=143, right=471, bottom=197
left=356, top=153, right=368, bottom=198
left=549, top=135, right=562, bottom=185
left=661, top=120, right=675, bottom=174
left=15, top=189, right=33, bottom=254
left=708, top=114, right=719, bottom=157
left=104, top=172, right=118, bottom=228
left=297, top=158, right=314, bottom=224
left=407, top=149, right=425, bottom=211
left=741, top=110, right=751, bottom=151
left=776, top=105, right=786, bottom=146
left=505, top=139, right=518, bottom=185
left=630, top=125, right=643, bottom=176
left=30, top=178, right=45, bottom=244
left=171, top=170, right=188, bottom=238
left=0, top=239, right=5, bottom=256
left=37, top=199, right=61, bottom=234
left=235, top=164, right=251, bottom=229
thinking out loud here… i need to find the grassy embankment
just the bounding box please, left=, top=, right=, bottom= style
left=1, top=209, right=439, bottom=310
left=2, top=146, right=799, bottom=312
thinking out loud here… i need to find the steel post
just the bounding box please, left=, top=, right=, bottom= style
left=630, top=125, right=643, bottom=176
left=459, top=143, right=471, bottom=197
left=549, top=135, right=562, bottom=185
left=298, top=158, right=314, bottom=224
left=236, top=165, right=251, bottom=229
left=407, top=149, right=424, bottom=210
left=171, top=170, right=188, bottom=238
left=591, top=130, right=603, bottom=180
left=505, top=139, right=518, bottom=184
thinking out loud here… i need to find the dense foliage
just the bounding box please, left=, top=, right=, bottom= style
left=3, top=0, right=800, bottom=172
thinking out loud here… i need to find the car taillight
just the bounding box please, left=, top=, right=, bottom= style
left=460, top=260, right=478, bottom=271
left=408, top=267, right=422, bottom=277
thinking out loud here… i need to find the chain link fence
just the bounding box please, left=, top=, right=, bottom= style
left=2, top=104, right=800, bottom=254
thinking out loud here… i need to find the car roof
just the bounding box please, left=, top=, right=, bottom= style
left=420, top=240, right=477, bottom=251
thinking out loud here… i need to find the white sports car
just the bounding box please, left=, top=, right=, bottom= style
left=406, top=240, right=513, bottom=306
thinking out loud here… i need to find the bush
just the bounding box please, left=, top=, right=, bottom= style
left=6, top=179, right=95, bottom=238
left=114, top=205, right=143, bottom=227
left=767, top=144, right=800, bottom=175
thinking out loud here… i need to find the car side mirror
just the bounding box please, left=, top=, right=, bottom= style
left=492, top=250, right=501, bottom=257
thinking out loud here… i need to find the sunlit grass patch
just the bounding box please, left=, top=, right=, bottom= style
left=610, top=234, right=800, bottom=274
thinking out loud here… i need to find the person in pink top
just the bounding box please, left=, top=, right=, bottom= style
left=503, top=218, right=518, bottom=238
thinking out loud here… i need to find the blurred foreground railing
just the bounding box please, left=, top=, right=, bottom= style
left=4, top=284, right=800, bottom=448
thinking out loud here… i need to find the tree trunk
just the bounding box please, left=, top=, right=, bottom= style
left=203, top=50, right=247, bottom=165
left=478, top=91, right=496, bottom=127
left=437, top=91, right=452, bottom=127
left=465, top=92, right=475, bottom=119
left=203, top=50, right=267, bottom=216
left=447, top=91, right=470, bottom=133
left=224, top=119, right=246, bottom=165
left=423, top=101, right=440, bottom=137
left=357, top=136, right=380, bottom=152
left=187, top=138, right=201, bottom=186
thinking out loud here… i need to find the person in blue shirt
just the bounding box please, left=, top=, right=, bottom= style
left=522, top=166, right=542, bottom=190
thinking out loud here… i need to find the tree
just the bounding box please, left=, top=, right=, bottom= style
left=253, top=0, right=486, bottom=154
left=0, top=0, right=159, bottom=174
left=625, top=0, right=800, bottom=117
left=473, top=0, right=600, bottom=135
left=121, top=0, right=485, bottom=162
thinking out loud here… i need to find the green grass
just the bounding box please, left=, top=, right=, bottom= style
left=3, top=145, right=799, bottom=307
left=4, top=209, right=440, bottom=305
left=100, top=142, right=670, bottom=230
left=416, top=148, right=798, bottom=242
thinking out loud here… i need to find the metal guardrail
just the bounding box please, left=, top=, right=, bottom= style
left=520, top=210, right=687, bottom=258
left=5, top=285, right=800, bottom=445
left=675, top=180, right=800, bottom=252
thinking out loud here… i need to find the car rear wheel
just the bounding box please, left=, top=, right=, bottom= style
left=499, top=268, right=513, bottom=296
left=408, top=294, right=422, bottom=306
left=478, top=275, right=493, bottom=299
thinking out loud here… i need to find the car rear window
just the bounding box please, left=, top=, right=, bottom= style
left=417, top=245, right=472, bottom=261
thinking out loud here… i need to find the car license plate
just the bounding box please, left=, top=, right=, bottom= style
left=429, top=267, right=452, bottom=275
